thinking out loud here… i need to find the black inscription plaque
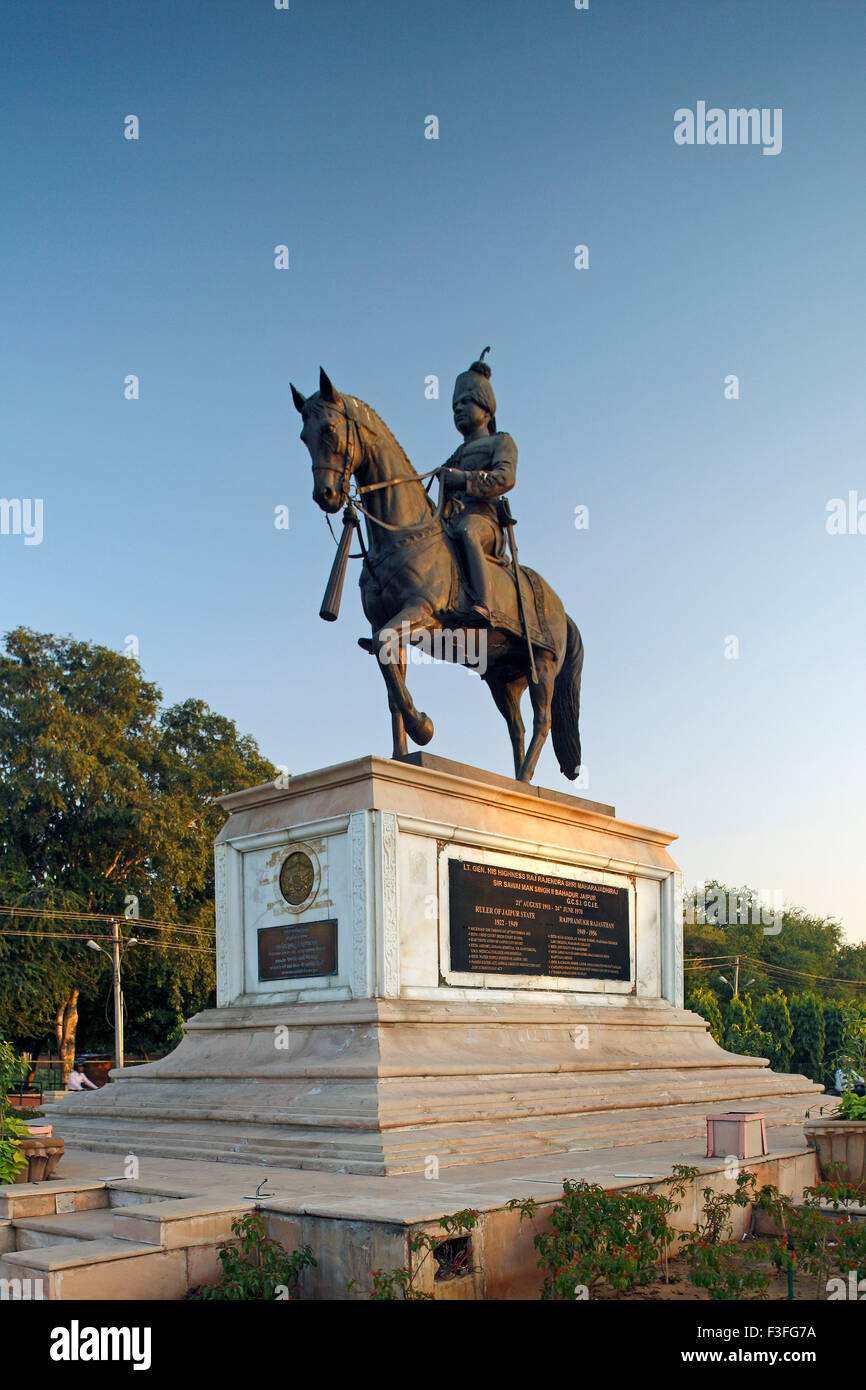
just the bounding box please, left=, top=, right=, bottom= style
left=448, top=861, right=631, bottom=981
left=257, top=919, right=338, bottom=981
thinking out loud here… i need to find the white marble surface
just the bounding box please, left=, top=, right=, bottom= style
left=214, top=756, right=682, bottom=1010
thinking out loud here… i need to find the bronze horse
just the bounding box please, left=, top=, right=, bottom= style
left=291, top=369, right=583, bottom=784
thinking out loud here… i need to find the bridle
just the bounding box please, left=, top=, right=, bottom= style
left=314, top=402, right=443, bottom=535
left=326, top=406, right=363, bottom=510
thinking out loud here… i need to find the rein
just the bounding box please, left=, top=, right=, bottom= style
left=352, top=487, right=444, bottom=534
left=356, top=467, right=441, bottom=495
left=327, top=408, right=445, bottom=536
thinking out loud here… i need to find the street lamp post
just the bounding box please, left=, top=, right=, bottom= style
left=718, top=957, right=756, bottom=998
left=87, top=922, right=138, bottom=1072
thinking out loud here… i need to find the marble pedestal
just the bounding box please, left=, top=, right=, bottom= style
left=48, top=755, right=820, bottom=1173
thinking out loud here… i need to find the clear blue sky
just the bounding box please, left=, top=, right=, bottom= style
left=3, top=1, right=864, bottom=940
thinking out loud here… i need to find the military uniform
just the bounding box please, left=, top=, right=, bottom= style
left=442, top=355, right=517, bottom=621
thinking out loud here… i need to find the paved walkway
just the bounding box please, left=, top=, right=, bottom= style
left=55, top=1124, right=812, bottom=1223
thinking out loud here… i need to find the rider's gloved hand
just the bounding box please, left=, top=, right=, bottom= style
left=439, top=468, right=467, bottom=489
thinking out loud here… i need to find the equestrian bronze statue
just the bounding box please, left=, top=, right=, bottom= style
left=291, top=354, right=583, bottom=784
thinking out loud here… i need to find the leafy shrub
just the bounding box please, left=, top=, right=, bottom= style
left=757, top=991, right=794, bottom=1072
left=724, top=993, right=750, bottom=1043
left=0, top=1041, right=28, bottom=1184
left=510, top=1178, right=682, bottom=1300
left=822, top=1000, right=856, bottom=1090
left=679, top=1170, right=774, bottom=1300
left=0, top=1139, right=27, bottom=1186
left=188, top=1210, right=315, bottom=1300
left=686, top=986, right=724, bottom=1046
left=370, top=1267, right=430, bottom=1301
left=754, top=1173, right=866, bottom=1293
left=838, top=1089, right=866, bottom=1121
left=835, top=1013, right=866, bottom=1094
left=723, top=994, right=773, bottom=1059
left=790, top=993, right=825, bottom=1084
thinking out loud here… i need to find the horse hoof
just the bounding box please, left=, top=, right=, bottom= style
left=407, top=712, right=434, bottom=746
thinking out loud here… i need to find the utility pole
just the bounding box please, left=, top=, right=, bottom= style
left=87, top=922, right=137, bottom=1074
left=111, top=919, right=124, bottom=1072
left=718, top=957, right=753, bottom=999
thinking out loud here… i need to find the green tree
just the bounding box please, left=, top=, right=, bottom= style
left=0, top=628, right=275, bottom=1070
left=822, top=1000, right=857, bottom=1090
left=683, top=883, right=769, bottom=990
left=756, top=990, right=794, bottom=1073
left=788, top=993, right=825, bottom=1085
left=684, top=881, right=862, bottom=1007
left=762, top=905, right=842, bottom=985
left=686, top=985, right=724, bottom=1046
left=721, top=992, right=772, bottom=1059
left=835, top=944, right=866, bottom=1001
left=724, top=993, right=750, bottom=1047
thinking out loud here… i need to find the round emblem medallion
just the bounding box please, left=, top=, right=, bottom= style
left=279, top=850, right=315, bottom=906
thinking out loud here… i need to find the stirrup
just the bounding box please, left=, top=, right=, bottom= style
left=358, top=637, right=375, bottom=654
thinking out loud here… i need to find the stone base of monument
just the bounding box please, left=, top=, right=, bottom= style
left=0, top=1140, right=819, bottom=1300
left=47, top=755, right=820, bottom=1175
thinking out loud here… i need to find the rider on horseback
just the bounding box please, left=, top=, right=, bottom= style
left=438, top=350, right=517, bottom=627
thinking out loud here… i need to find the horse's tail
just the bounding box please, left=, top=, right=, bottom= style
left=551, top=614, right=584, bottom=781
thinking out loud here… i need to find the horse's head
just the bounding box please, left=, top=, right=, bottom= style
left=291, top=367, right=367, bottom=513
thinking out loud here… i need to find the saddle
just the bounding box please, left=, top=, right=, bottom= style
left=471, top=558, right=556, bottom=654
left=358, top=554, right=555, bottom=656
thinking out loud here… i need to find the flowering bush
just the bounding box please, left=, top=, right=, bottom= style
left=509, top=1178, right=683, bottom=1300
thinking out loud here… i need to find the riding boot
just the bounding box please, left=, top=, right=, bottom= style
left=461, top=537, right=494, bottom=625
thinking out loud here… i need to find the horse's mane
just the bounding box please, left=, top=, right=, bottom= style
left=304, top=391, right=420, bottom=482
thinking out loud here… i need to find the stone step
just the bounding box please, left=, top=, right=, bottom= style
left=51, top=1124, right=386, bottom=1162
left=49, top=1134, right=390, bottom=1175
left=53, top=1081, right=813, bottom=1136
left=0, top=1196, right=249, bottom=1299
left=13, top=1208, right=117, bottom=1250
left=48, top=1069, right=818, bottom=1126
left=107, top=1186, right=209, bottom=1208
left=0, top=1239, right=189, bottom=1301
left=47, top=1085, right=816, bottom=1177
left=0, top=1180, right=109, bottom=1221
left=111, top=1197, right=249, bottom=1249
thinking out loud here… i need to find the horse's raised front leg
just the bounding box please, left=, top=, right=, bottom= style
left=389, top=647, right=408, bottom=758
left=374, top=602, right=436, bottom=747
left=518, top=652, right=557, bottom=783
left=484, top=670, right=527, bottom=779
